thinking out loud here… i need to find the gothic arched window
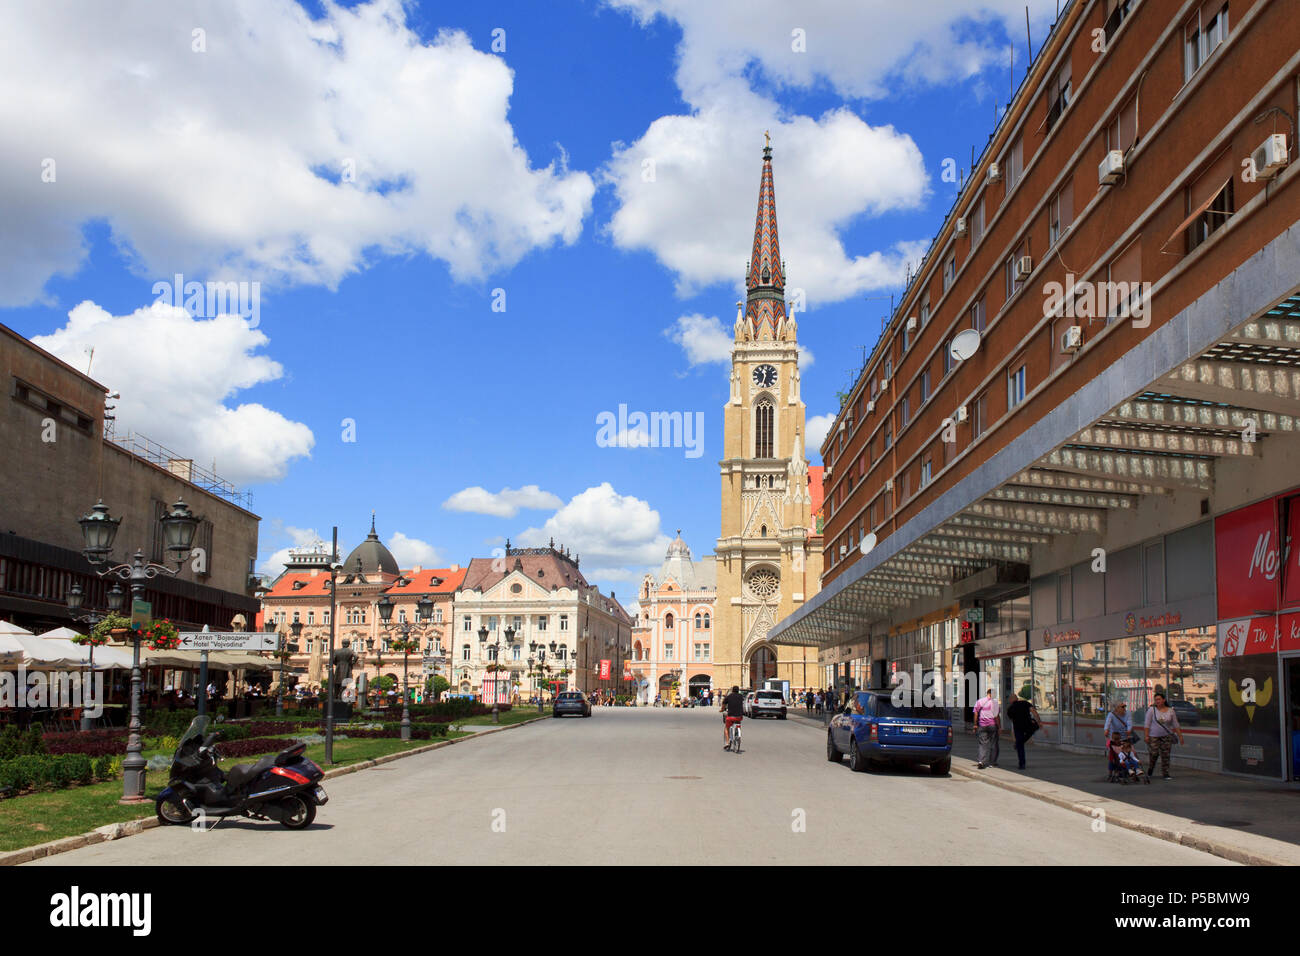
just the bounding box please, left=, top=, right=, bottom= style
left=755, top=399, right=774, bottom=458
left=665, top=613, right=674, bottom=630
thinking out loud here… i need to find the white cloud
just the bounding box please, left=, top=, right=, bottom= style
left=665, top=313, right=732, bottom=366
left=442, top=485, right=564, bottom=518
left=387, top=532, right=443, bottom=568
left=602, top=0, right=1057, bottom=304
left=605, top=101, right=929, bottom=303
left=805, top=413, right=836, bottom=459
left=258, top=524, right=336, bottom=578
left=517, top=483, right=672, bottom=579
left=605, top=0, right=1053, bottom=102
left=32, top=300, right=314, bottom=485
left=0, top=0, right=594, bottom=305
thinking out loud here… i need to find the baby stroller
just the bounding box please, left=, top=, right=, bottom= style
left=1107, top=734, right=1149, bottom=784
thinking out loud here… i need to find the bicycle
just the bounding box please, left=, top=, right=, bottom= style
left=729, top=718, right=742, bottom=754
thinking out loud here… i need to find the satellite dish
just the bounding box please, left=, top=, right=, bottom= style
left=949, top=328, right=982, bottom=363
left=859, top=532, right=877, bottom=556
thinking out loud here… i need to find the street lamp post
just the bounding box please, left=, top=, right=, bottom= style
left=529, top=640, right=557, bottom=713
left=76, top=498, right=200, bottom=803
left=65, top=581, right=125, bottom=731
left=377, top=593, right=432, bottom=741
left=478, top=623, right=515, bottom=724
left=271, top=619, right=301, bottom=717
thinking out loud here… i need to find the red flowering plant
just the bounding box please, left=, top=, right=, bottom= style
left=137, top=618, right=181, bottom=651
left=389, top=638, right=420, bottom=655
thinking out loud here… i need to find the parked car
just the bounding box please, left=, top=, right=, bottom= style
left=827, top=690, right=952, bottom=774
left=742, top=691, right=757, bottom=716
left=553, top=690, right=591, bottom=718
left=748, top=689, right=787, bottom=719
left=1168, top=699, right=1201, bottom=726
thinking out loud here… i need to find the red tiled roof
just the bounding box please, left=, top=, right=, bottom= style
left=461, top=552, right=588, bottom=593
left=264, top=571, right=334, bottom=598
left=384, top=567, right=467, bottom=595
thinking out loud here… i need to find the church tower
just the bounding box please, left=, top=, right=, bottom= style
left=715, top=137, right=822, bottom=693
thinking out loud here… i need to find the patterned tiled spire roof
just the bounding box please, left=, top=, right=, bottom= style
left=744, top=133, right=787, bottom=341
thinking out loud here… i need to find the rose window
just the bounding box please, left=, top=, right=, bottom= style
left=746, top=569, right=779, bottom=600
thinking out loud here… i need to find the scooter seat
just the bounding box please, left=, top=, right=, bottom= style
left=225, top=755, right=276, bottom=791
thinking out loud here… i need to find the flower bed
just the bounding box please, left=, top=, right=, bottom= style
left=213, top=737, right=304, bottom=759
left=42, top=730, right=127, bottom=757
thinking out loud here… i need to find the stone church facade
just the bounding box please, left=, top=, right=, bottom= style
left=714, top=140, right=824, bottom=694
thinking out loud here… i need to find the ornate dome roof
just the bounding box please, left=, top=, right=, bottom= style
left=658, top=530, right=696, bottom=589
left=343, top=513, right=400, bottom=577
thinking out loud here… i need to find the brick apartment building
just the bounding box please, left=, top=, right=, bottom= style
left=1, top=323, right=261, bottom=633
left=770, top=0, right=1300, bottom=778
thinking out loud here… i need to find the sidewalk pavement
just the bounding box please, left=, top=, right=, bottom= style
left=786, top=707, right=1300, bottom=865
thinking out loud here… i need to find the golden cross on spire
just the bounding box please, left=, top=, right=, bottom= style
left=764, top=130, right=770, bottom=148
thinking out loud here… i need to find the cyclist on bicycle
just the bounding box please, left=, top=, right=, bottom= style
left=721, top=685, right=745, bottom=750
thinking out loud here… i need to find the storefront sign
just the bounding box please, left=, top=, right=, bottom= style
left=1280, top=611, right=1300, bottom=653
left=975, top=630, right=1027, bottom=659
left=1031, top=594, right=1214, bottom=650
left=1216, top=491, right=1300, bottom=618
left=1218, top=617, right=1279, bottom=657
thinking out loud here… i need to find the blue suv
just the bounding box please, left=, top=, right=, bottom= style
left=827, top=690, right=953, bottom=775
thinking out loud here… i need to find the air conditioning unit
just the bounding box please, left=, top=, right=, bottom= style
left=1061, top=325, right=1084, bottom=352
left=880, top=376, right=889, bottom=391
left=1015, top=256, right=1034, bottom=280
left=866, top=399, right=875, bottom=413
left=1098, top=149, right=1125, bottom=185
left=825, top=464, right=833, bottom=477
left=884, top=478, right=894, bottom=492
left=955, top=405, right=968, bottom=423
left=987, top=162, right=1002, bottom=184
left=955, top=216, right=968, bottom=237
left=839, top=544, right=848, bottom=557
left=906, top=316, right=918, bottom=333
left=1252, top=134, right=1289, bottom=180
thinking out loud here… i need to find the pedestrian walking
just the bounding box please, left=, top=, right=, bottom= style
left=1005, top=692, right=1040, bottom=769
left=1104, top=701, right=1135, bottom=781
left=973, top=688, right=1000, bottom=768
left=1144, top=692, right=1184, bottom=779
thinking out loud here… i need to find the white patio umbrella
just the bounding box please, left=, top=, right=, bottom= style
left=39, top=631, right=134, bottom=670
left=0, top=633, right=85, bottom=669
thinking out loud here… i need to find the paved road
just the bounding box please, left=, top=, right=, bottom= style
left=35, top=708, right=1229, bottom=865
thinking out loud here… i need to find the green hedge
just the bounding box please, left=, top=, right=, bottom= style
left=0, top=725, right=48, bottom=760
left=0, top=753, right=112, bottom=793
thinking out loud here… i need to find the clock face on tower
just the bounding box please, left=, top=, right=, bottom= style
left=752, top=364, right=778, bottom=388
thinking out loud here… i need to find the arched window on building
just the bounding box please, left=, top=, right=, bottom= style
left=665, top=613, right=674, bottom=630
left=754, top=398, right=774, bottom=458
left=703, top=613, right=711, bottom=629
left=694, top=613, right=702, bottom=629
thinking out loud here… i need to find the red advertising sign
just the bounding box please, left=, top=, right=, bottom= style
left=1216, top=498, right=1282, bottom=619
left=1283, top=495, right=1300, bottom=609
left=1280, top=611, right=1300, bottom=653
left=598, top=659, right=611, bottom=680
left=622, top=668, right=632, bottom=681
left=1219, top=616, right=1279, bottom=657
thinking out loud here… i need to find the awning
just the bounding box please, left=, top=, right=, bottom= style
left=1160, top=177, right=1230, bottom=253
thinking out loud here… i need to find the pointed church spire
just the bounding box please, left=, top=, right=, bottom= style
left=745, top=134, right=787, bottom=341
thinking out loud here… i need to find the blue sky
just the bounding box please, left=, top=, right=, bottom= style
left=1, top=0, right=1060, bottom=600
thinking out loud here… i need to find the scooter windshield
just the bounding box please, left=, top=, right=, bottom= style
left=176, top=715, right=211, bottom=754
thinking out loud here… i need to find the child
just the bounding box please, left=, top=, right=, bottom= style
left=1115, top=738, right=1150, bottom=784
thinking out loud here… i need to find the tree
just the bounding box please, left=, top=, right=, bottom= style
left=425, top=675, right=450, bottom=701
